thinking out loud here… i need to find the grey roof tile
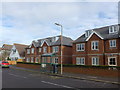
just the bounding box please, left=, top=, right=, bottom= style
left=73, top=24, right=120, bottom=43
left=28, top=35, right=73, bottom=48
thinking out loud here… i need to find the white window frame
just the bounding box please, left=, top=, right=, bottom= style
left=26, top=57, right=30, bottom=62
left=109, top=40, right=116, bottom=47
left=43, top=57, right=47, bottom=63
left=39, top=48, right=42, bottom=52
left=31, top=48, right=34, bottom=54
left=27, top=49, right=30, bottom=54
left=52, top=46, right=59, bottom=53
left=31, top=57, right=34, bottom=63
left=85, top=30, right=92, bottom=37
left=109, top=26, right=119, bottom=34
left=92, top=57, right=99, bottom=65
left=91, top=41, right=99, bottom=50
left=108, top=57, right=117, bottom=66
left=35, top=57, right=39, bottom=63
left=76, top=57, right=85, bottom=65
left=54, top=57, right=59, bottom=64
left=43, top=46, right=47, bottom=53
left=76, top=43, right=85, bottom=51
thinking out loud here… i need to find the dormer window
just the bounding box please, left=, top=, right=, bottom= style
left=51, top=37, right=59, bottom=42
left=109, top=26, right=119, bottom=34
left=85, top=30, right=92, bottom=37
left=12, top=49, right=16, bottom=54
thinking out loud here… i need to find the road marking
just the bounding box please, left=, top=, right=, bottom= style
left=41, top=81, right=74, bottom=88
left=8, top=73, right=27, bottom=79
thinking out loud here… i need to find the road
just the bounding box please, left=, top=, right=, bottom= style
left=2, top=67, right=119, bottom=89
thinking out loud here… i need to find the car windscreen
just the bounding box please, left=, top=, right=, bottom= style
left=2, top=62, right=9, bottom=63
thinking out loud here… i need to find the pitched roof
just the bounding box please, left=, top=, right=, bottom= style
left=73, top=24, right=120, bottom=43
left=50, top=36, right=73, bottom=46
left=2, top=44, right=13, bottom=51
left=27, top=35, right=73, bottom=48
left=14, top=43, right=28, bottom=57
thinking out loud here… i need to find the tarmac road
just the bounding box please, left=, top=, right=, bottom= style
left=2, top=67, right=119, bottom=89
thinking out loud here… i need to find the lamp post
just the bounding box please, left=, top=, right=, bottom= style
left=55, top=23, right=63, bottom=75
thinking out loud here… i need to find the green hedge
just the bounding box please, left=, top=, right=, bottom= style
left=57, top=64, right=120, bottom=69
left=17, top=62, right=120, bottom=69
left=17, top=62, right=41, bottom=65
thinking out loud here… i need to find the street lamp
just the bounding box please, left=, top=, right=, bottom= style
left=55, top=23, right=63, bottom=75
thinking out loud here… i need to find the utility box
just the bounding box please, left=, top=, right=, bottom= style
left=53, top=64, right=58, bottom=74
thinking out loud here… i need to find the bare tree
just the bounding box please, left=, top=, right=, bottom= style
left=0, top=50, right=10, bottom=61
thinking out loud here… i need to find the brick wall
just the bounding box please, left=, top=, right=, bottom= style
left=16, top=63, right=120, bottom=77
left=72, top=33, right=120, bottom=66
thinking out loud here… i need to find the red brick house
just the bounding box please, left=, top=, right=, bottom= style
left=25, top=35, right=73, bottom=64
left=73, top=24, right=120, bottom=66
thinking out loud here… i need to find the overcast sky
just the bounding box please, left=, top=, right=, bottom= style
left=0, top=0, right=119, bottom=47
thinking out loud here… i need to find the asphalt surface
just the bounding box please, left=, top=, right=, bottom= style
left=2, top=67, right=120, bottom=89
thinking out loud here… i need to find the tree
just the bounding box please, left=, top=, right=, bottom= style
left=0, top=50, right=10, bottom=61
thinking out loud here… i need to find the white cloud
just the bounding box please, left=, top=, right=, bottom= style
left=1, top=0, right=120, bottom=2
left=0, top=2, right=118, bottom=46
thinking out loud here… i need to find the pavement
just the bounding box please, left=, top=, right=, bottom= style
left=10, top=65, right=120, bottom=85
left=2, top=66, right=119, bottom=89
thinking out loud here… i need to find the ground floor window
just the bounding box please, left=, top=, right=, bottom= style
left=43, top=57, right=47, bottom=63
left=31, top=57, right=34, bottom=63
left=35, top=57, right=39, bottom=63
left=54, top=57, right=58, bottom=64
left=76, top=57, right=85, bottom=65
left=26, top=57, right=30, bottom=62
left=92, top=57, right=99, bottom=65
left=11, top=57, right=18, bottom=61
left=108, top=57, right=117, bottom=66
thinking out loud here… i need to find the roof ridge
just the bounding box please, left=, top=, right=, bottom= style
left=3, top=44, right=12, bottom=46
left=14, top=43, right=28, bottom=46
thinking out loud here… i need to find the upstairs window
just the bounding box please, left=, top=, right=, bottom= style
left=91, top=41, right=99, bottom=50
left=109, top=26, right=119, bottom=34
left=109, top=40, right=116, bottom=47
left=76, top=43, right=85, bottom=51
left=85, top=30, right=92, bottom=37
left=39, top=48, right=42, bottom=52
left=52, top=46, right=59, bottom=53
left=31, top=48, right=34, bottom=54
left=27, top=49, right=30, bottom=54
left=12, top=49, right=16, bottom=54
left=43, top=46, right=47, bottom=53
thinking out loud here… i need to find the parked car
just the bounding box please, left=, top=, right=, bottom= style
left=1, top=61, right=10, bottom=68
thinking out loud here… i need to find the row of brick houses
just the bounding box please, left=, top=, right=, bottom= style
left=25, top=24, right=120, bottom=66
left=25, top=36, right=73, bottom=64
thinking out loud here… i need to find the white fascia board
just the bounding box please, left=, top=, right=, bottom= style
left=29, top=44, right=32, bottom=48
left=86, top=31, right=104, bottom=41
left=41, top=40, right=49, bottom=47
left=29, top=42, right=35, bottom=48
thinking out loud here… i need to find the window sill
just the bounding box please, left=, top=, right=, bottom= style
left=76, top=50, right=85, bottom=52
